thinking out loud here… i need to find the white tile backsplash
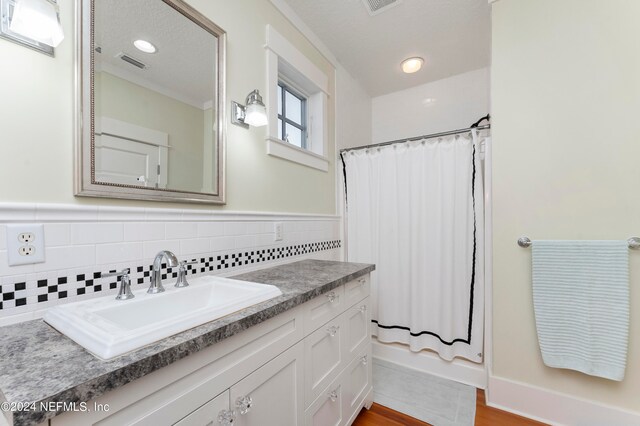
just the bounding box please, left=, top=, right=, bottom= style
left=165, top=222, right=198, bottom=240
left=197, top=222, right=225, bottom=238
left=224, top=222, right=247, bottom=236
left=96, top=242, right=143, bottom=264
left=71, top=223, right=124, bottom=245
left=180, top=238, right=211, bottom=256
left=0, top=226, right=6, bottom=251
left=43, top=224, right=71, bottom=247
left=123, top=222, right=166, bottom=242
left=0, top=203, right=342, bottom=322
left=142, top=239, right=182, bottom=259
left=210, top=236, right=235, bottom=251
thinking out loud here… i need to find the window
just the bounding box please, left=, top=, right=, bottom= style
left=277, top=82, right=307, bottom=149
left=265, top=25, right=331, bottom=171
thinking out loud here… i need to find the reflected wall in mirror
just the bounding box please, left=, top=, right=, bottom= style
left=76, top=0, right=226, bottom=204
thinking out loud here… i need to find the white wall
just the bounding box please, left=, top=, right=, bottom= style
left=372, top=68, right=490, bottom=143
left=491, top=0, right=640, bottom=422
left=336, top=64, right=372, bottom=150
left=0, top=0, right=337, bottom=214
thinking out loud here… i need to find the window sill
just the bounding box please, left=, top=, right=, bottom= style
left=266, top=137, right=329, bottom=172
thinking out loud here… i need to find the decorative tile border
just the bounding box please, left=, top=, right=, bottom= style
left=0, top=240, right=341, bottom=312
left=0, top=202, right=340, bottom=223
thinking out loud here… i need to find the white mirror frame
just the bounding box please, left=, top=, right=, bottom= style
left=75, top=0, right=227, bottom=204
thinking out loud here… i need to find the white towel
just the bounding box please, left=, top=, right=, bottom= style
left=532, top=240, right=629, bottom=381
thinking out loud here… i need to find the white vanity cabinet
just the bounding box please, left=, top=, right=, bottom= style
left=50, top=274, right=372, bottom=426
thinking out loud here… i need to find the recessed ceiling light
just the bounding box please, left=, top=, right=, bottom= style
left=401, top=57, right=424, bottom=74
left=133, top=39, right=157, bottom=54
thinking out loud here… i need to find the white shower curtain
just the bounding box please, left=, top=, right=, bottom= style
left=343, top=132, right=484, bottom=362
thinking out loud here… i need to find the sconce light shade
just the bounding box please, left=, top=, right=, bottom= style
left=231, top=89, right=268, bottom=128
left=244, top=103, right=268, bottom=127
left=9, top=0, right=64, bottom=47
left=243, top=89, right=268, bottom=127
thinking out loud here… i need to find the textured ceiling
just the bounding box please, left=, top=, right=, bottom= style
left=282, top=0, right=491, bottom=97
left=95, top=0, right=216, bottom=108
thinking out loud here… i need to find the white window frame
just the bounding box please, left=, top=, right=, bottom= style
left=265, top=25, right=329, bottom=172
left=277, top=79, right=308, bottom=149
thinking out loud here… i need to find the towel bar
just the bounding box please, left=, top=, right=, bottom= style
left=517, top=236, right=640, bottom=249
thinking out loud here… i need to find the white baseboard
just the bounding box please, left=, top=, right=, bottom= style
left=371, top=340, right=486, bottom=389
left=487, top=375, right=640, bottom=426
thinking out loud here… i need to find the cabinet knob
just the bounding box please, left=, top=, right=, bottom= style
left=326, top=291, right=338, bottom=303
left=328, top=389, right=339, bottom=402
left=235, top=395, right=253, bottom=415
left=359, top=305, right=367, bottom=313
left=361, top=355, right=368, bottom=366
left=358, top=278, right=366, bottom=286
left=217, top=409, right=236, bottom=425
left=326, top=325, right=340, bottom=337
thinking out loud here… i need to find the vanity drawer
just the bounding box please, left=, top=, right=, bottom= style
left=174, top=390, right=229, bottom=426
left=303, top=286, right=344, bottom=334
left=345, top=297, right=370, bottom=359
left=342, top=347, right=372, bottom=425
left=304, top=315, right=345, bottom=407
left=343, top=275, right=369, bottom=307
left=304, top=374, right=344, bottom=426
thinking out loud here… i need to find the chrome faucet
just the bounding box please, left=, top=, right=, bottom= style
left=148, top=250, right=179, bottom=294
left=101, top=268, right=134, bottom=301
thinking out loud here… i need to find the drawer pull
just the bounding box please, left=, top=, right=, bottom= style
left=217, top=409, right=236, bottom=425
left=328, top=389, right=339, bottom=402
left=236, top=395, right=253, bottom=415
left=358, top=278, right=366, bottom=286
left=359, top=305, right=367, bottom=313
left=326, top=325, right=340, bottom=337
left=361, top=355, right=368, bottom=366
left=326, top=291, right=338, bottom=303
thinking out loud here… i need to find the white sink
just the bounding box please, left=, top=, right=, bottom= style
left=43, top=276, right=283, bottom=360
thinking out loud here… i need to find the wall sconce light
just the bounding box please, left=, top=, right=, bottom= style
left=231, top=89, right=268, bottom=128
left=0, top=0, right=64, bottom=56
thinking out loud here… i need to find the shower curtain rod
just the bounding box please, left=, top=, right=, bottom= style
left=339, top=124, right=491, bottom=154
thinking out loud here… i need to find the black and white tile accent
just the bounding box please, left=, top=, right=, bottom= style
left=0, top=240, right=341, bottom=312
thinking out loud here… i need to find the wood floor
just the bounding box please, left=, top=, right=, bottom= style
left=352, top=389, right=546, bottom=426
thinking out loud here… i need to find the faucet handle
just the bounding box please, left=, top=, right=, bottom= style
left=101, top=269, right=134, bottom=301
left=100, top=268, right=130, bottom=279
left=175, top=260, right=197, bottom=288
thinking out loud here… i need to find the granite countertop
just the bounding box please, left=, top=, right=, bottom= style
left=0, top=259, right=375, bottom=426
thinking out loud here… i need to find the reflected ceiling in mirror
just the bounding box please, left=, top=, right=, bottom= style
left=76, top=0, right=226, bottom=204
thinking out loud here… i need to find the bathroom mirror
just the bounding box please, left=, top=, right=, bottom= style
left=76, top=0, right=226, bottom=204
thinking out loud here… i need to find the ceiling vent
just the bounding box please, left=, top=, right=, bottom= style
left=362, top=0, right=401, bottom=16
left=116, top=52, right=147, bottom=70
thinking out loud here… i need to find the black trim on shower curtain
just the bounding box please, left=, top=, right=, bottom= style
left=369, top=141, right=478, bottom=346
left=340, top=152, right=348, bottom=210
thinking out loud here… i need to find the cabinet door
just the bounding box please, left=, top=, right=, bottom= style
left=305, top=378, right=343, bottom=426
left=174, top=390, right=230, bottom=426
left=304, top=315, right=345, bottom=406
left=342, top=348, right=372, bottom=425
left=345, top=297, right=370, bottom=359
left=230, top=342, right=304, bottom=426
left=303, top=286, right=344, bottom=334
left=343, top=275, right=369, bottom=308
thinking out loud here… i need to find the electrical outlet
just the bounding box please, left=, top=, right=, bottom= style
left=6, top=224, right=45, bottom=266
left=18, top=233, right=35, bottom=243
left=18, top=245, right=36, bottom=256
left=274, top=222, right=283, bottom=241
